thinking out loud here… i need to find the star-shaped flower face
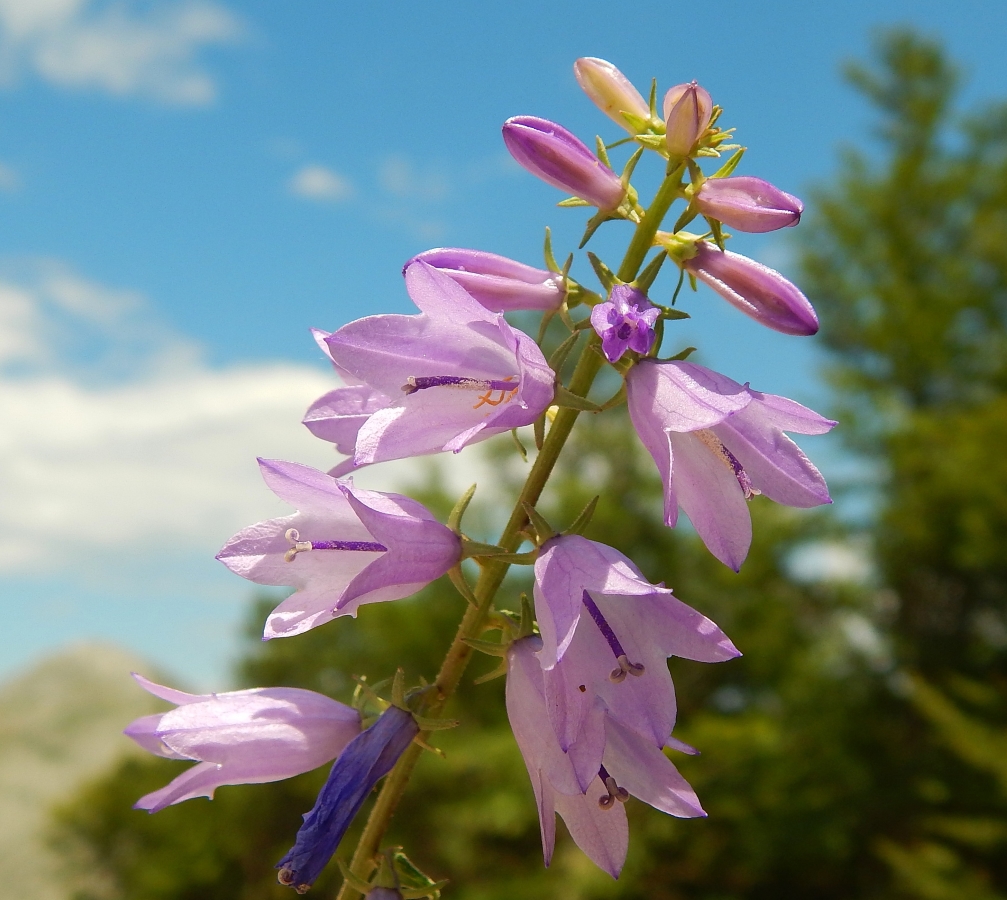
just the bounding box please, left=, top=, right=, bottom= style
left=305, top=262, right=555, bottom=471
left=506, top=637, right=707, bottom=880
left=533, top=535, right=739, bottom=788
left=589, top=284, right=660, bottom=363
left=125, top=675, right=361, bottom=813
left=627, top=360, right=836, bottom=570
left=216, top=459, right=461, bottom=638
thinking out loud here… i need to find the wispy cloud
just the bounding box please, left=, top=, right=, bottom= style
left=0, top=160, right=18, bottom=191
left=0, top=0, right=243, bottom=105
left=0, top=260, right=338, bottom=576
left=288, top=163, right=353, bottom=203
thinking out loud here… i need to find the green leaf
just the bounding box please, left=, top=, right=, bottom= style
left=711, top=146, right=746, bottom=178
left=553, top=385, right=603, bottom=412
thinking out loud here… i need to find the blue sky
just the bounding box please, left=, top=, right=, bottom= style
left=2, top=0, right=1005, bottom=686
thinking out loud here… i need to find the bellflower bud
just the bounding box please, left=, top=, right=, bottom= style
left=683, top=241, right=819, bottom=336
left=694, top=176, right=803, bottom=233
left=407, top=248, right=565, bottom=313
left=573, top=57, right=651, bottom=133
left=502, top=116, right=626, bottom=210
left=663, top=82, right=713, bottom=157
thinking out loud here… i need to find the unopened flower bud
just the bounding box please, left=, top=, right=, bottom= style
left=573, top=57, right=651, bottom=133
left=663, top=82, right=713, bottom=157
left=683, top=241, right=819, bottom=336
left=407, top=248, right=565, bottom=312
left=694, top=176, right=803, bottom=233
left=502, top=116, right=626, bottom=210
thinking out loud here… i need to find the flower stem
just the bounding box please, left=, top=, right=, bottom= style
left=333, top=162, right=683, bottom=900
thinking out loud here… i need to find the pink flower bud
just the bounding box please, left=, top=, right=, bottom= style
left=407, top=247, right=565, bottom=312
left=502, top=116, right=626, bottom=210
left=573, top=57, right=651, bottom=133
left=694, top=176, right=803, bottom=233
left=663, top=82, right=713, bottom=157
left=683, top=241, right=819, bottom=336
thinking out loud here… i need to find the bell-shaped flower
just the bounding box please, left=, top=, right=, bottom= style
left=277, top=706, right=418, bottom=892
left=626, top=360, right=836, bottom=571
left=683, top=241, right=819, bottom=336
left=217, top=459, right=461, bottom=638
left=573, top=57, right=651, bottom=134
left=533, top=534, right=738, bottom=787
left=663, top=82, right=713, bottom=157
left=589, top=284, right=660, bottom=362
left=310, top=262, right=555, bottom=469
left=407, top=247, right=565, bottom=313
left=693, top=176, right=803, bottom=233
left=506, top=637, right=706, bottom=879
left=502, top=116, right=626, bottom=210
left=124, top=674, right=361, bottom=813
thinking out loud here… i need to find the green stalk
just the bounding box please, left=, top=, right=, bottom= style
left=334, top=161, right=684, bottom=900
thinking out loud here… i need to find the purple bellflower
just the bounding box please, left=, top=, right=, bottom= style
left=693, top=176, right=803, bottom=233
left=407, top=247, right=565, bottom=313
left=217, top=459, right=460, bottom=638
left=573, top=57, right=651, bottom=134
left=589, top=284, right=660, bottom=362
left=124, top=674, right=361, bottom=813
left=277, top=705, right=419, bottom=893
left=533, top=534, right=739, bottom=787
left=507, top=636, right=707, bottom=879
left=502, top=116, right=626, bottom=210
left=663, top=82, right=713, bottom=157
left=626, top=360, right=836, bottom=571
left=308, top=262, right=555, bottom=470
left=683, top=241, right=819, bottom=336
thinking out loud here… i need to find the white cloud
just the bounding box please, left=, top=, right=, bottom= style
left=0, top=0, right=242, bottom=104
left=288, top=163, right=353, bottom=203
left=788, top=539, right=874, bottom=584
left=0, top=160, right=18, bottom=191
left=0, top=261, right=344, bottom=576
left=379, top=155, right=449, bottom=201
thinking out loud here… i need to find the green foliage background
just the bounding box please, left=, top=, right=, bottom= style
left=52, top=30, right=1007, bottom=900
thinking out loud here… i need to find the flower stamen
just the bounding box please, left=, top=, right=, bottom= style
left=581, top=592, right=646, bottom=682
left=597, top=764, right=630, bottom=809
left=283, top=528, right=388, bottom=562
left=694, top=429, right=761, bottom=499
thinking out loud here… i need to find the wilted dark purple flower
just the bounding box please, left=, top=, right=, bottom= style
left=506, top=637, right=707, bottom=879
left=627, top=360, right=835, bottom=570
left=573, top=57, right=651, bottom=133
left=684, top=241, right=819, bottom=335
left=125, top=675, right=361, bottom=813
left=589, top=284, right=660, bottom=362
left=407, top=248, right=565, bottom=313
left=277, top=706, right=418, bottom=893
left=533, top=535, right=738, bottom=787
left=217, top=459, right=460, bottom=638
left=308, top=262, right=555, bottom=470
left=502, top=116, right=626, bottom=210
left=663, top=82, right=713, bottom=157
left=694, top=176, right=803, bottom=233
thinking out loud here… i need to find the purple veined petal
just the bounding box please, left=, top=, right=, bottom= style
left=124, top=713, right=191, bottom=759
left=302, top=385, right=391, bottom=452
left=135, top=760, right=234, bottom=812
left=626, top=360, right=751, bottom=433
left=669, top=430, right=753, bottom=571
left=603, top=718, right=706, bottom=818
left=694, top=176, right=803, bottom=233
left=502, top=115, right=626, bottom=210
left=333, top=483, right=460, bottom=615
left=407, top=248, right=565, bottom=313
left=746, top=389, right=837, bottom=435
left=714, top=404, right=833, bottom=509
left=622, top=593, right=741, bottom=664
left=589, top=284, right=659, bottom=363
left=684, top=242, right=820, bottom=336
left=574, top=57, right=650, bottom=134
left=553, top=773, right=629, bottom=878
left=130, top=672, right=201, bottom=706
left=666, top=735, right=700, bottom=756
left=256, top=459, right=356, bottom=518
left=155, top=688, right=360, bottom=769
